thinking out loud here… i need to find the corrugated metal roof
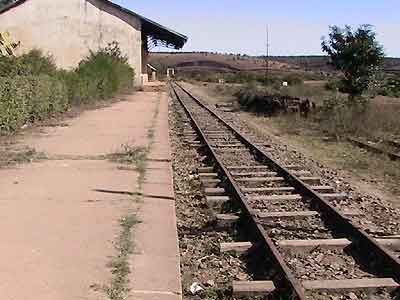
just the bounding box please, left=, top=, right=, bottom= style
left=0, top=0, right=188, bottom=49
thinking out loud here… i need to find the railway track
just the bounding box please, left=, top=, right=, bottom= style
left=170, top=81, right=400, bottom=299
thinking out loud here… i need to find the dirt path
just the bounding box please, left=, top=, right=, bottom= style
left=0, top=91, right=160, bottom=299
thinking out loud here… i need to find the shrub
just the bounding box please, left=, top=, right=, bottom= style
left=68, top=42, right=133, bottom=103
left=378, top=77, right=400, bottom=98
left=29, top=75, right=69, bottom=121
left=0, top=75, right=69, bottom=131
left=0, top=42, right=134, bottom=133
left=19, top=50, right=57, bottom=76
left=282, top=73, right=303, bottom=85
left=76, top=44, right=132, bottom=99
left=0, top=76, right=31, bottom=131
left=0, top=49, right=56, bottom=77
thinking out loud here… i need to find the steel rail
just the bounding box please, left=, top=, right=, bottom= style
left=173, top=81, right=400, bottom=284
left=171, top=82, right=306, bottom=299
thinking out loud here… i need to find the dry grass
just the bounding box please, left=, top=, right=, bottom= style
left=250, top=113, right=400, bottom=195
left=317, top=98, right=400, bottom=140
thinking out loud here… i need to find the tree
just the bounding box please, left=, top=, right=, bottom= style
left=322, top=25, right=384, bottom=98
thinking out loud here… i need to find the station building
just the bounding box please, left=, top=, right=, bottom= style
left=0, top=0, right=187, bottom=85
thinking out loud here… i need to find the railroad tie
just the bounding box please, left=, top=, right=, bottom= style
left=221, top=237, right=400, bottom=255
left=212, top=143, right=245, bottom=148
left=235, top=177, right=285, bottom=183
left=258, top=211, right=320, bottom=220
left=298, top=177, right=321, bottom=184
left=227, top=165, right=303, bottom=171
left=311, top=185, right=335, bottom=192
left=283, top=164, right=303, bottom=170
left=200, top=178, right=221, bottom=188
left=232, top=170, right=311, bottom=177
left=197, top=166, right=214, bottom=173
left=204, top=130, right=227, bottom=134
left=220, top=241, right=253, bottom=254
left=242, top=187, right=296, bottom=194
left=236, top=176, right=321, bottom=184
left=258, top=209, right=362, bottom=221
left=278, top=238, right=400, bottom=252
left=319, top=193, right=348, bottom=200
left=231, top=171, right=278, bottom=177
left=232, top=281, right=276, bottom=297
left=219, top=148, right=251, bottom=153
left=292, top=170, right=312, bottom=176
left=248, top=194, right=302, bottom=202
left=206, top=196, right=231, bottom=207
left=205, top=134, right=233, bottom=138
left=227, top=165, right=271, bottom=170
left=189, top=142, right=205, bottom=148
left=199, top=172, right=219, bottom=179
left=204, top=187, right=226, bottom=196
left=215, top=214, right=239, bottom=228
left=302, top=278, right=399, bottom=293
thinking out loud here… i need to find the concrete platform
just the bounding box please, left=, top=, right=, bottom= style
left=0, top=89, right=182, bottom=300
left=128, top=93, right=182, bottom=300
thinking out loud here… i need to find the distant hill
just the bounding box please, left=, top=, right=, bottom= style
left=149, top=52, right=296, bottom=74
left=270, top=56, right=400, bottom=74
left=149, top=52, right=400, bottom=75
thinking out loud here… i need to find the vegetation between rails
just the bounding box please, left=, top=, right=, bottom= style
left=0, top=42, right=134, bottom=133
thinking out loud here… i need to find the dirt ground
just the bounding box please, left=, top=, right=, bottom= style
left=0, top=91, right=160, bottom=299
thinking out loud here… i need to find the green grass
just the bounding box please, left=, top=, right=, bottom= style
left=96, top=214, right=140, bottom=300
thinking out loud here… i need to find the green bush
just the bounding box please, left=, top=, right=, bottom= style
left=0, top=77, right=31, bottom=131
left=377, top=77, right=400, bottom=98
left=60, top=42, right=133, bottom=105
left=325, top=79, right=347, bottom=92
left=0, top=42, right=134, bottom=133
left=282, top=73, right=303, bottom=85
left=0, top=49, right=56, bottom=77
left=29, top=75, right=69, bottom=121
left=0, top=75, right=69, bottom=131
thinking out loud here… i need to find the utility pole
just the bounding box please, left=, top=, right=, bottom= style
left=265, top=25, right=270, bottom=84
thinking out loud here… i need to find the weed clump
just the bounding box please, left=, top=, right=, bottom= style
left=97, top=214, right=140, bottom=300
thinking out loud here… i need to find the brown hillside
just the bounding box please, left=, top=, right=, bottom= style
left=149, top=52, right=400, bottom=75
left=148, top=52, right=295, bottom=72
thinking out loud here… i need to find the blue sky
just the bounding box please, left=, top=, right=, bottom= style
left=112, top=0, right=400, bottom=57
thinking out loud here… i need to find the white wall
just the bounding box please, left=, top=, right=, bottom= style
left=0, top=0, right=143, bottom=85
